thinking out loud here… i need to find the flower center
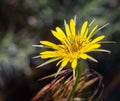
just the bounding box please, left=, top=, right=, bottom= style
left=60, top=35, right=89, bottom=58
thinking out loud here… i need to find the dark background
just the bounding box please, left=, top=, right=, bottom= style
left=0, top=0, right=120, bottom=101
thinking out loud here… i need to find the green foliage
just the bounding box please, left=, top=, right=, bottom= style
left=0, top=31, right=34, bottom=74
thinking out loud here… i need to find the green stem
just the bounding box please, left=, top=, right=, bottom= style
left=67, top=60, right=83, bottom=101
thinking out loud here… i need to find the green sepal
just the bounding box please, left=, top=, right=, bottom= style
left=36, top=58, right=60, bottom=68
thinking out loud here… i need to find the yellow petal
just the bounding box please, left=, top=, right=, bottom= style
left=79, top=54, right=88, bottom=59
left=40, top=51, right=56, bottom=54
left=52, top=30, right=62, bottom=41
left=80, top=21, right=88, bottom=36
left=91, top=35, right=105, bottom=44
left=71, top=59, right=77, bottom=69
left=87, top=25, right=98, bottom=40
left=40, top=41, right=58, bottom=49
left=70, top=19, right=76, bottom=36
left=40, top=51, right=58, bottom=59
left=51, top=29, right=66, bottom=42
left=86, top=44, right=101, bottom=52
left=56, top=27, right=66, bottom=37
left=41, top=55, right=58, bottom=59
left=65, top=23, right=71, bottom=37
left=61, top=58, right=69, bottom=68
left=84, top=28, right=88, bottom=38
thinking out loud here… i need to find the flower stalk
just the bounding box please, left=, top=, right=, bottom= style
left=68, top=60, right=83, bottom=101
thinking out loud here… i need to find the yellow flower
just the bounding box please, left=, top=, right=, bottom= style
left=33, top=17, right=110, bottom=75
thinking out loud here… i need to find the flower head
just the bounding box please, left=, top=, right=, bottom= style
left=33, top=17, right=110, bottom=75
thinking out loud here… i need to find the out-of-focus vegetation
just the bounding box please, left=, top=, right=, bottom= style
left=0, top=0, right=120, bottom=101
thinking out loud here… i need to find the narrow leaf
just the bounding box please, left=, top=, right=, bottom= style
left=89, top=19, right=96, bottom=27
left=98, top=41, right=116, bottom=44
left=32, top=45, right=44, bottom=47
left=93, top=49, right=111, bottom=53
left=95, top=23, right=109, bottom=33
left=36, top=58, right=60, bottom=68
left=32, top=55, right=40, bottom=59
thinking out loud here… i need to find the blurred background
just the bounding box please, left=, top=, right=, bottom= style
left=0, top=0, right=120, bottom=101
